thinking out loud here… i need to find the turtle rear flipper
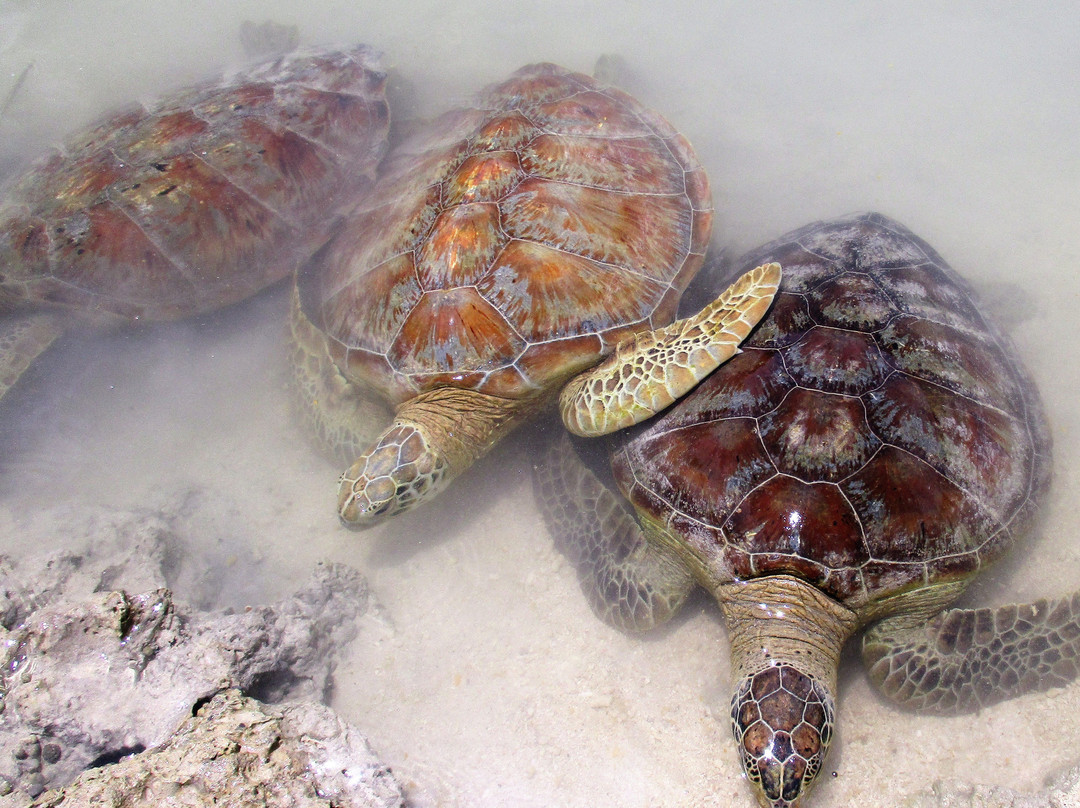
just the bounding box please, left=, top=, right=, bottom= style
left=0, top=312, right=65, bottom=401
left=535, top=432, right=693, bottom=632
left=863, top=592, right=1080, bottom=713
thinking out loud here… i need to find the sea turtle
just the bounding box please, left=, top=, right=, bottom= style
left=292, top=62, right=784, bottom=528
left=536, top=213, right=1080, bottom=807
left=0, top=45, right=389, bottom=402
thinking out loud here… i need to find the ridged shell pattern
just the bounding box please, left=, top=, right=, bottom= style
left=613, top=213, right=1051, bottom=609
left=298, top=62, right=712, bottom=406
left=0, top=46, right=389, bottom=322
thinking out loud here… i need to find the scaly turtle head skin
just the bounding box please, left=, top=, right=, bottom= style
left=538, top=213, right=1058, bottom=807
left=720, top=576, right=856, bottom=808
left=292, top=62, right=712, bottom=527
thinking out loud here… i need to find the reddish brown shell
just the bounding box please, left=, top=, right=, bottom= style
left=0, top=46, right=389, bottom=323
left=297, top=62, right=712, bottom=405
left=612, top=213, right=1052, bottom=610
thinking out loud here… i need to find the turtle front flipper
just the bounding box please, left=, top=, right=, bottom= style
left=289, top=286, right=392, bottom=465
left=559, top=261, right=781, bottom=437
left=534, top=431, right=694, bottom=631
left=0, top=311, right=66, bottom=402
left=863, top=592, right=1080, bottom=713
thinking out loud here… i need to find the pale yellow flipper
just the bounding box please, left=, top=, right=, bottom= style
left=559, top=262, right=781, bottom=437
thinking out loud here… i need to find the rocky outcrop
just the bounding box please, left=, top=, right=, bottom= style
left=0, top=501, right=403, bottom=805
left=3, top=689, right=402, bottom=808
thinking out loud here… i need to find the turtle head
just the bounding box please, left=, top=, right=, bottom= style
left=336, top=386, right=527, bottom=528
left=717, top=575, right=859, bottom=808
left=337, top=422, right=450, bottom=528
left=730, top=662, right=834, bottom=807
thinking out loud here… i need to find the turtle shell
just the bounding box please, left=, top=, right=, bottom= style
left=612, top=213, right=1052, bottom=610
left=0, top=46, right=389, bottom=323
left=296, top=62, right=711, bottom=406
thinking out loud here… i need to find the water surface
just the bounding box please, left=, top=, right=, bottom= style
left=1, top=2, right=1078, bottom=806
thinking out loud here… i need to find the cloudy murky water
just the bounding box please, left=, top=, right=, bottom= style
left=1, top=2, right=1079, bottom=806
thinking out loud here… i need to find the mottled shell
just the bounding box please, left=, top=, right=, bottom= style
left=297, top=63, right=711, bottom=405
left=0, top=46, right=389, bottom=322
left=613, top=213, right=1051, bottom=610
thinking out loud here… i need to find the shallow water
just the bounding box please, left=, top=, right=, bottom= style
left=1, top=2, right=1079, bottom=806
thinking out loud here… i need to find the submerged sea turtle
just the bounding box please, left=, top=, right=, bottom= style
left=292, top=62, right=783, bottom=527
left=536, top=213, right=1080, bottom=807
left=0, top=45, right=389, bottom=401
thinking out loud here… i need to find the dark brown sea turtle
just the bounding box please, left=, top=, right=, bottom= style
left=291, top=62, right=786, bottom=527
left=536, top=213, right=1080, bottom=807
left=0, top=45, right=389, bottom=401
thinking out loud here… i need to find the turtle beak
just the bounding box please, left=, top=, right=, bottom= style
left=745, top=759, right=815, bottom=807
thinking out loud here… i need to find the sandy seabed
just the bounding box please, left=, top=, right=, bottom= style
left=1, top=3, right=1079, bottom=807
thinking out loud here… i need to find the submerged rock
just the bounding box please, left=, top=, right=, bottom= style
left=0, top=501, right=394, bottom=802
left=2, top=689, right=403, bottom=808
left=0, top=489, right=271, bottom=626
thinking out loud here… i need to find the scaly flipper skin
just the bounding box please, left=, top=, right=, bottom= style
left=559, top=262, right=781, bottom=437
left=0, top=313, right=64, bottom=401
left=534, top=431, right=694, bottom=631
left=863, top=593, right=1080, bottom=713
left=288, top=286, right=389, bottom=465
